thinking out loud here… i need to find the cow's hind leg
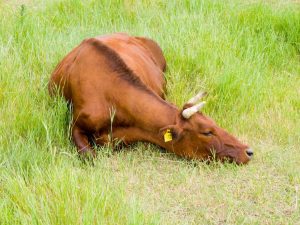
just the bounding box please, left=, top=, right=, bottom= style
left=72, top=125, right=96, bottom=159
left=72, top=107, right=109, bottom=158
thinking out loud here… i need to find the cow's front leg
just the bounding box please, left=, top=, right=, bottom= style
left=112, top=127, right=152, bottom=144
left=72, top=125, right=96, bottom=158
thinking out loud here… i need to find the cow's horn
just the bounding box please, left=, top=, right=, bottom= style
left=187, top=91, right=207, bottom=104
left=182, top=101, right=206, bottom=119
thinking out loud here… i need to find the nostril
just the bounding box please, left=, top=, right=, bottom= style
left=246, top=148, right=254, bottom=157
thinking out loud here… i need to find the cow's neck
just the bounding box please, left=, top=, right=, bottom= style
left=127, top=90, right=178, bottom=129
left=115, top=86, right=179, bottom=150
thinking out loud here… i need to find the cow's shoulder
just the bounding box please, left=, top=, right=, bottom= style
left=133, top=36, right=166, bottom=72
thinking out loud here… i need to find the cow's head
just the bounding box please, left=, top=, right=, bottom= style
left=161, top=92, right=253, bottom=164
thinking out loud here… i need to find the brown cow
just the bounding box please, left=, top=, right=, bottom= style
left=49, top=33, right=253, bottom=164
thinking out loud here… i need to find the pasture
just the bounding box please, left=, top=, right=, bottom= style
left=0, top=0, right=299, bottom=224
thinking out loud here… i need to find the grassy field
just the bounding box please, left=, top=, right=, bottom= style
left=0, top=0, right=299, bottom=224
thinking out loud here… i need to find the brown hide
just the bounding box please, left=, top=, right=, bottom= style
left=49, top=33, right=252, bottom=164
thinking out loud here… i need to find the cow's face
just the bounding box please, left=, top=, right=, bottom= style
left=170, top=113, right=252, bottom=164
left=162, top=92, right=253, bottom=164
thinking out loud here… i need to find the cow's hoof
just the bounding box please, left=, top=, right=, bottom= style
left=78, top=149, right=97, bottom=164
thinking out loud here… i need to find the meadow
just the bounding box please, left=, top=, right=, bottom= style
left=0, top=0, right=299, bottom=224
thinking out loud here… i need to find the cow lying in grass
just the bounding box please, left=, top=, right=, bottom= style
left=49, top=33, right=253, bottom=164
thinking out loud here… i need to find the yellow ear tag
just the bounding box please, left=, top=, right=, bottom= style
left=164, top=129, right=172, bottom=142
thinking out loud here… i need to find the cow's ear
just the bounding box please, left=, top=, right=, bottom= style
left=159, top=125, right=183, bottom=143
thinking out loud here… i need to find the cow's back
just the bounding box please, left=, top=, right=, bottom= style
left=49, top=33, right=167, bottom=100
left=95, top=33, right=166, bottom=97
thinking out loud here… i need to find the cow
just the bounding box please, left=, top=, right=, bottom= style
left=48, top=33, right=253, bottom=164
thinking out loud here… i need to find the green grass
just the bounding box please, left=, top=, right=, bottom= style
left=0, top=0, right=299, bottom=224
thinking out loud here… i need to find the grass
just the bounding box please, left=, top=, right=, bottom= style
left=0, top=0, right=299, bottom=224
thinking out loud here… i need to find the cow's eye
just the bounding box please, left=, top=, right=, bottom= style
left=202, top=131, right=213, bottom=136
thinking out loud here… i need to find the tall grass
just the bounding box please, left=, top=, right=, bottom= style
left=0, top=0, right=299, bottom=224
